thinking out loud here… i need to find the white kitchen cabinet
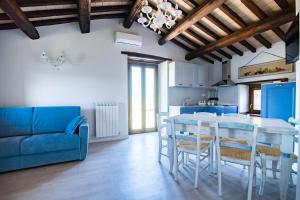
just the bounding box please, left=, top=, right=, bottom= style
left=169, top=61, right=184, bottom=87
left=169, top=61, right=208, bottom=88
left=194, top=66, right=208, bottom=87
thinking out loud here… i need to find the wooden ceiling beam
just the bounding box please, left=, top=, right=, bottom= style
left=123, top=0, right=143, bottom=28
left=274, top=0, right=289, bottom=10
left=78, top=0, right=91, bottom=33
left=0, top=13, right=126, bottom=30
left=0, top=0, right=39, bottom=39
left=219, top=4, right=272, bottom=48
left=205, top=14, right=256, bottom=52
left=186, top=8, right=295, bottom=60
left=158, top=0, right=226, bottom=45
left=0, top=6, right=130, bottom=20
left=241, top=0, right=286, bottom=41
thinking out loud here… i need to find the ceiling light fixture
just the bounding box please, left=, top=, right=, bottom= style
left=137, top=0, right=182, bottom=34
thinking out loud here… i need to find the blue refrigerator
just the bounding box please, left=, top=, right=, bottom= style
left=261, top=82, right=296, bottom=122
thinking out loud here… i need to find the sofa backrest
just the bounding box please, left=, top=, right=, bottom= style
left=32, top=106, right=80, bottom=134
left=0, top=107, right=34, bottom=138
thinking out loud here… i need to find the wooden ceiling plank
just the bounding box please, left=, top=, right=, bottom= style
left=158, top=0, right=226, bottom=45
left=16, top=0, right=76, bottom=7
left=192, top=22, right=242, bottom=56
left=147, top=24, right=214, bottom=64
left=0, top=6, right=129, bottom=20
left=0, top=0, right=39, bottom=39
left=241, top=0, right=286, bottom=41
left=186, top=8, right=295, bottom=60
left=164, top=0, right=243, bottom=56
left=78, top=0, right=91, bottom=33
left=219, top=4, right=271, bottom=48
left=185, top=30, right=224, bottom=61
left=205, top=14, right=256, bottom=53
left=188, top=28, right=231, bottom=59
left=0, top=13, right=126, bottom=30
left=274, top=0, right=289, bottom=10
left=123, top=0, right=143, bottom=28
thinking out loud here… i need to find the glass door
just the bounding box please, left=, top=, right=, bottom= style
left=129, top=62, right=157, bottom=134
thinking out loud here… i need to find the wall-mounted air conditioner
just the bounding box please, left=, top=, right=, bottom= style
left=115, top=32, right=142, bottom=47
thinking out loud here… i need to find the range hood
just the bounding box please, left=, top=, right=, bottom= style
left=212, top=61, right=236, bottom=87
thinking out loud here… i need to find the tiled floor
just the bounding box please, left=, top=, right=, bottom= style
left=0, top=133, right=296, bottom=200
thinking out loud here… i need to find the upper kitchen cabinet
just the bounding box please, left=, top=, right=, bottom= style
left=169, top=61, right=208, bottom=88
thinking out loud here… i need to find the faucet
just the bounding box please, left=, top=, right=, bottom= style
left=182, top=97, right=191, bottom=106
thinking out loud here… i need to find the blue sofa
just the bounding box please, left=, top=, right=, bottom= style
left=0, top=106, right=89, bottom=173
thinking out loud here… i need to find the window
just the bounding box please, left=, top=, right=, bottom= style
left=249, top=84, right=261, bottom=115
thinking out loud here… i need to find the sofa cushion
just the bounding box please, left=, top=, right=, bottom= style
left=0, top=107, right=33, bottom=137
left=21, top=133, right=80, bottom=155
left=32, top=106, right=80, bottom=134
left=0, top=136, right=29, bottom=158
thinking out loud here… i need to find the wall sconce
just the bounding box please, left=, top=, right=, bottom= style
left=41, top=51, right=65, bottom=70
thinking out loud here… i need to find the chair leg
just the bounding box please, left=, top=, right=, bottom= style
left=259, top=155, right=267, bottom=196
left=216, top=145, right=222, bottom=196
left=174, top=146, right=178, bottom=180
left=247, top=159, right=255, bottom=200
left=168, top=137, right=174, bottom=174
left=272, top=160, right=278, bottom=179
left=209, top=143, right=213, bottom=173
left=194, top=152, right=200, bottom=189
left=158, top=137, right=162, bottom=163
left=253, top=163, right=256, bottom=187
left=289, top=172, right=294, bottom=187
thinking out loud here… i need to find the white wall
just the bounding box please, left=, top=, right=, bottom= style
left=0, top=19, right=209, bottom=140
left=208, top=42, right=296, bottom=86
left=168, top=87, right=209, bottom=105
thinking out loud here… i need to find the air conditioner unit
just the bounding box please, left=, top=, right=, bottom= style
left=115, top=32, right=142, bottom=46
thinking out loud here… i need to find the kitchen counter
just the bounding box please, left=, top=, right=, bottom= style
left=169, top=105, right=238, bottom=116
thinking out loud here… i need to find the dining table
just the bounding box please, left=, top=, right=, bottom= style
left=165, top=114, right=299, bottom=200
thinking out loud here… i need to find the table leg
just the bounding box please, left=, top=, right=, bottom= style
left=280, top=135, right=294, bottom=200
left=167, top=136, right=174, bottom=174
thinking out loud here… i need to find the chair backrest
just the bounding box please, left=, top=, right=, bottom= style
left=215, top=121, right=257, bottom=152
left=156, top=112, right=169, bottom=131
left=289, top=118, right=299, bottom=144
left=194, top=112, right=217, bottom=117
left=170, top=118, right=211, bottom=147
left=289, top=118, right=300, bottom=126
left=222, top=113, right=250, bottom=119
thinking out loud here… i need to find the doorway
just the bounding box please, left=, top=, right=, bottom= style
left=128, top=61, right=158, bottom=134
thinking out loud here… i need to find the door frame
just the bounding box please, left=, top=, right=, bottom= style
left=128, top=60, right=158, bottom=134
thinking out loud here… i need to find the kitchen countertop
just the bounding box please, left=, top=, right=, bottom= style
left=169, top=105, right=238, bottom=107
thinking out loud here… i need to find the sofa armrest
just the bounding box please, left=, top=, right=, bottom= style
left=79, top=121, right=89, bottom=160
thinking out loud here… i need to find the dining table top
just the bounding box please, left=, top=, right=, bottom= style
left=167, top=114, right=298, bottom=136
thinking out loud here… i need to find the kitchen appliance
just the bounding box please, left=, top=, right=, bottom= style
left=207, top=97, right=218, bottom=106
left=212, top=61, right=235, bottom=87
left=217, top=84, right=249, bottom=113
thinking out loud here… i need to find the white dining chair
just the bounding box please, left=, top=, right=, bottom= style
left=257, top=117, right=299, bottom=196
left=156, top=112, right=169, bottom=162
left=215, top=121, right=258, bottom=200
left=171, top=118, right=212, bottom=188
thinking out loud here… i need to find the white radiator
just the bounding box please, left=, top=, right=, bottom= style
left=95, top=103, right=120, bottom=138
